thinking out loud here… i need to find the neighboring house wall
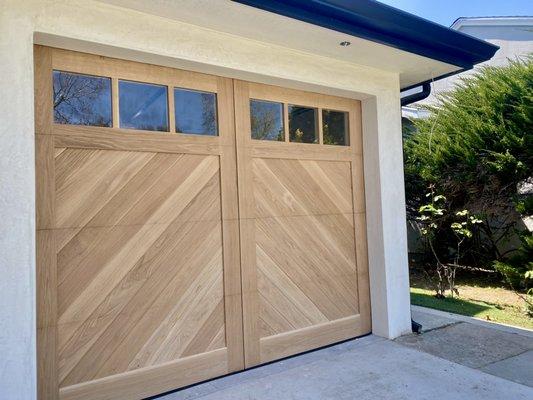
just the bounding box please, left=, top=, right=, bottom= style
left=0, top=1, right=412, bottom=399
left=420, top=17, right=533, bottom=106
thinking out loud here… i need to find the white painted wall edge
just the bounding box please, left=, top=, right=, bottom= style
left=362, top=97, right=412, bottom=339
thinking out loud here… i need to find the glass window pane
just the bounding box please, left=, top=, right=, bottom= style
left=119, top=80, right=168, bottom=132
left=322, top=109, right=349, bottom=146
left=53, top=71, right=112, bottom=127
left=288, top=105, right=318, bottom=143
left=250, top=99, right=284, bottom=141
left=174, top=88, right=218, bottom=136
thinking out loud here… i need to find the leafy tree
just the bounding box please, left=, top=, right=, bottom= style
left=415, top=190, right=482, bottom=297
left=404, top=57, right=533, bottom=268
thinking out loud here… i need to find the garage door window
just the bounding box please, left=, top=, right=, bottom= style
left=250, top=99, right=284, bottom=141
left=119, top=80, right=169, bottom=132
left=322, top=109, right=349, bottom=146
left=288, top=105, right=318, bottom=143
left=174, top=88, right=218, bottom=136
left=53, top=71, right=112, bottom=127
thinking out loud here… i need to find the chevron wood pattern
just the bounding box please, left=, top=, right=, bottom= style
left=253, top=158, right=358, bottom=338
left=52, top=149, right=226, bottom=387
left=234, top=80, right=370, bottom=367
left=36, top=46, right=245, bottom=400
left=36, top=47, right=369, bottom=400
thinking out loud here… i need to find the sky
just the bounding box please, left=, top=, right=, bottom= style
left=377, top=0, right=533, bottom=27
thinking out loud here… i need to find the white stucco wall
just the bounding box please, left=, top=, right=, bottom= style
left=0, top=1, right=411, bottom=398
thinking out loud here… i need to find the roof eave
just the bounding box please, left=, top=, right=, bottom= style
left=232, top=0, right=499, bottom=72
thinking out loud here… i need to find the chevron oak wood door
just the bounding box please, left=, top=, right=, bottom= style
left=234, top=81, right=371, bottom=367
left=36, top=46, right=371, bottom=400
left=35, top=47, right=243, bottom=400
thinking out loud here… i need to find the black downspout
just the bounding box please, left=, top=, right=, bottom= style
left=401, top=82, right=431, bottom=106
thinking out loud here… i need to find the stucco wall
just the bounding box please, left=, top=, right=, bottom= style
left=0, top=1, right=411, bottom=399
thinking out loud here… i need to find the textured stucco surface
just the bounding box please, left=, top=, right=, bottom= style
left=0, top=1, right=411, bottom=398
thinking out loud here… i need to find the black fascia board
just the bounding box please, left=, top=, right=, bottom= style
left=232, top=0, right=499, bottom=70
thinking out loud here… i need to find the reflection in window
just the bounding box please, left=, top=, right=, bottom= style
left=119, top=80, right=168, bottom=132
left=288, top=105, right=318, bottom=143
left=323, top=110, right=349, bottom=146
left=250, top=100, right=284, bottom=141
left=174, top=88, right=218, bottom=136
left=53, top=71, right=112, bottom=127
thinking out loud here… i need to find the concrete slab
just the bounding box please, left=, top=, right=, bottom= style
left=396, top=322, right=533, bottom=368
left=411, top=307, right=458, bottom=332
left=481, top=350, right=533, bottom=387
left=153, top=336, right=533, bottom=400
left=412, top=305, right=533, bottom=338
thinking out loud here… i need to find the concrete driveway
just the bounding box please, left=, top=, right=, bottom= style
left=153, top=307, right=533, bottom=400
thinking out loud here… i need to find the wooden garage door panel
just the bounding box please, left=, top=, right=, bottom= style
left=254, top=158, right=359, bottom=339
left=36, top=46, right=244, bottom=400
left=53, top=150, right=226, bottom=388
left=253, top=158, right=354, bottom=218
left=256, top=216, right=358, bottom=323
left=234, top=80, right=371, bottom=367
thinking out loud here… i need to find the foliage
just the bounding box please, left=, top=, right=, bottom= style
left=493, top=230, right=533, bottom=315
left=415, top=190, right=482, bottom=297
left=404, top=57, right=533, bottom=267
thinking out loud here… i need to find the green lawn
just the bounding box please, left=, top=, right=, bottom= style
left=411, top=287, right=533, bottom=330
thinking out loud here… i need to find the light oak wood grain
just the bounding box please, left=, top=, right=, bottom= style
left=35, top=45, right=58, bottom=400
left=36, top=47, right=243, bottom=400
left=235, top=79, right=370, bottom=367
left=260, top=315, right=363, bottom=363
left=36, top=46, right=370, bottom=399
left=59, top=349, right=228, bottom=400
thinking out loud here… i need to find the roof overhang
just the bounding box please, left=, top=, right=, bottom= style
left=98, top=0, right=499, bottom=90
left=232, top=0, right=498, bottom=89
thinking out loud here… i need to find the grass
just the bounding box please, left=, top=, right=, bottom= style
left=410, top=273, right=533, bottom=330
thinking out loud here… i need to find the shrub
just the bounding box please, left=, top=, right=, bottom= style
left=493, top=231, right=533, bottom=315
left=415, top=190, right=482, bottom=297
left=404, top=57, right=533, bottom=267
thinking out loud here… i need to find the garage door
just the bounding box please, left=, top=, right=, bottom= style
left=35, top=46, right=370, bottom=400
left=234, top=82, right=371, bottom=367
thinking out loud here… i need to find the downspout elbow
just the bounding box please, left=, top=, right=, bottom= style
left=401, top=82, right=431, bottom=106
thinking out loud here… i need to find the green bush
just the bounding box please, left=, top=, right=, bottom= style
left=404, top=57, right=533, bottom=266
left=493, top=230, right=533, bottom=315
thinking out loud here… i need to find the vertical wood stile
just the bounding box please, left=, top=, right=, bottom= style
left=112, top=78, right=120, bottom=129
left=283, top=103, right=289, bottom=143
left=349, top=100, right=371, bottom=331
left=217, top=76, right=245, bottom=372
left=35, top=45, right=59, bottom=400
left=168, top=85, right=176, bottom=133
left=233, top=80, right=261, bottom=367
left=318, top=108, right=324, bottom=144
